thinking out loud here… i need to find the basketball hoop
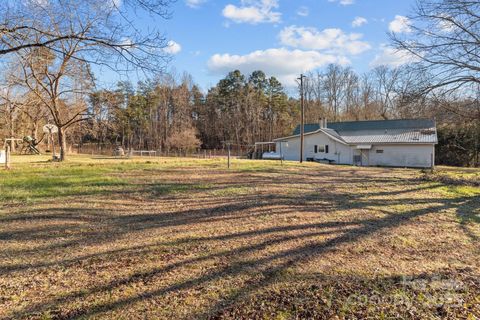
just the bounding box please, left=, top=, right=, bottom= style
left=43, top=124, right=58, bottom=160
left=43, top=124, right=58, bottom=134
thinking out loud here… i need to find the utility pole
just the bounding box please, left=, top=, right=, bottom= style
left=298, top=74, right=306, bottom=163
left=279, top=141, right=283, bottom=166
left=227, top=143, right=231, bottom=169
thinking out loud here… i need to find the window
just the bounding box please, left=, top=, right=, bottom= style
left=318, top=145, right=325, bottom=153
left=325, top=145, right=329, bottom=153
left=376, top=149, right=384, bottom=154
left=314, top=145, right=318, bottom=153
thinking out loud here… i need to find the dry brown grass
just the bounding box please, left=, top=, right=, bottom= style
left=0, top=156, right=479, bottom=319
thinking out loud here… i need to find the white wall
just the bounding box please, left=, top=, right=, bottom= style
left=369, top=144, right=434, bottom=168
left=277, top=132, right=353, bottom=164
left=276, top=133, right=435, bottom=168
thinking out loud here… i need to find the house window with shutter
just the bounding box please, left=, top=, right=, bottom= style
left=318, top=145, right=325, bottom=153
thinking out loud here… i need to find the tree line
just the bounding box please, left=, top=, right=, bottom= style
left=4, top=63, right=478, bottom=166
left=0, top=0, right=479, bottom=166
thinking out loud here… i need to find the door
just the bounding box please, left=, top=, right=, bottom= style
left=361, top=150, right=369, bottom=166
left=353, top=150, right=369, bottom=166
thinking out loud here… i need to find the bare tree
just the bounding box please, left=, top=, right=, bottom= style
left=0, top=86, right=20, bottom=152
left=343, top=68, right=360, bottom=117
left=0, top=0, right=173, bottom=73
left=358, top=73, right=375, bottom=120
left=323, top=64, right=347, bottom=121
left=1, top=0, right=174, bottom=160
left=11, top=46, right=94, bottom=161
left=371, top=66, right=401, bottom=119
left=391, top=0, right=480, bottom=111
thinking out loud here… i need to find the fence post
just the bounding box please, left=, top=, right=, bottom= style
left=227, top=144, right=231, bottom=169
left=5, top=145, right=11, bottom=170
left=431, top=152, right=435, bottom=173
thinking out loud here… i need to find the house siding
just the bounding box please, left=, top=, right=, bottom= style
left=276, top=131, right=435, bottom=168
left=368, top=144, right=434, bottom=168
left=277, top=131, right=353, bottom=164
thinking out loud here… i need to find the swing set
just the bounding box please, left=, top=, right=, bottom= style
left=2, top=136, right=43, bottom=155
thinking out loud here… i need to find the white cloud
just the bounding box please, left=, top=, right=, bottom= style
left=111, top=0, right=122, bottom=7
left=208, top=48, right=349, bottom=86
left=389, top=15, right=412, bottom=33
left=164, top=41, right=182, bottom=55
left=328, top=0, right=355, bottom=6
left=27, top=0, right=49, bottom=7
left=437, top=15, right=456, bottom=32
left=222, top=0, right=281, bottom=24
left=370, top=45, right=419, bottom=67
left=279, top=25, right=371, bottom=55
left=352, top=16, right=367, bottom=28
left=29, top=0, right=124, bottom=9
left=100, top=0, right=122, bottom=9
left=185, top=0, right=206, bottom=8
left=120, top=37, right=134, bottom=48
left=296, top=6, right=309, bottom=17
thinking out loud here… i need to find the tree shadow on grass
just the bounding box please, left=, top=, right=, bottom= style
left=1, top=167, right=478, bottom=319
left=455, top=195, right=480, bottom=243
left=8, top=194, right=477, bottom=318
left=208, top=269, right=480, bottom=319
left=0, top=181, right=441, bottom=258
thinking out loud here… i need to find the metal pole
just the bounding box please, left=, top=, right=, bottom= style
left=279, top=141, right=283, bottom=166
left=50, top=130, right=56, bottom=161
left=298, top=74, right=305, bottom=163
left=431, top=152, right=435, bottom=173
left=227, top=143, right=231, bottom=169
left=10, top=136, right=15, bottom=153
left=5, top=145, right=11, bottom=170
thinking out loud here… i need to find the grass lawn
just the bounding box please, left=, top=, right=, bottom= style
left=0, top=155, right=479, bottom=319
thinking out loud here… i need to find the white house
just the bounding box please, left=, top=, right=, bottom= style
left=272, top=119, right=438, bottom=168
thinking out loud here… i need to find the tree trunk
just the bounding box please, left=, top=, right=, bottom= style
left=32, top=125, right=37, bottom=141
left=9, top=104, right=15, bottom=153
left=58, top=127, right=68, bottom=161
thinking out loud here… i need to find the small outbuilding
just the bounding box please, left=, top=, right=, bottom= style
left=273, top=119, right=437, bottom=168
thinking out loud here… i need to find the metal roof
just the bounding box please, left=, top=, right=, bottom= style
left=292, top=123, right=323, bottom=135
left=288, top=119, right=438, bottom=144
left=321, top=128, right=346, bottom=143
left=339, top=129, right=437, bottom=144
left=293, top=119, right=436, bottom=135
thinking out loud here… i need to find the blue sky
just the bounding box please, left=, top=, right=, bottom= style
left=98, top=0, right=418, bottom=92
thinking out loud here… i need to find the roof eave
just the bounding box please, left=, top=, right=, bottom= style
left=273, top=129, right=349, bottom=145
left=273, top=129, right=321, bottom=142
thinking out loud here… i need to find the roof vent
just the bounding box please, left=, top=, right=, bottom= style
left=420, top=129, right=435, bottom=135
left=319, top=118, right=328, bottom=129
